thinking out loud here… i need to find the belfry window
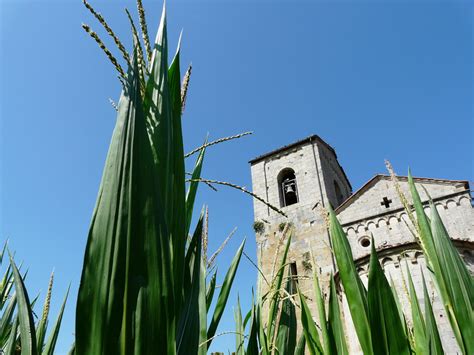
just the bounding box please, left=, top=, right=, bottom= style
left=278, top=168, right=299, bottom=207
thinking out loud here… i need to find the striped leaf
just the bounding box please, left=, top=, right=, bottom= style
left=367, top=241, right=410, bottom=355
left=328, top=206, right=372, bottom=354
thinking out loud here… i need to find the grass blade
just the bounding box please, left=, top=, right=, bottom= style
left=206, top=270, right=217, bottom=312
left=42, top=284, right=70, bottom=355
left=312, top=265, right=332, bottom=354
left=367, top=241, right=410, bottom=355
left=275, top=270, right=296, bottom=354
left=328, top=207, right=372, bottom=354
left=421, top=273, right=443, bottom=354
left=4, top=313, right=18, bottom=355
left=207, top=239, right=245, bottom=347
left=297, top=288, right=323, bottom=355
left=405, top=265, right=427, bottom=354
left=234, top=296, right=244, bottom=355
left=9, top=252, right=37, bottom=355
left=328, top=275, right=348, bottom=355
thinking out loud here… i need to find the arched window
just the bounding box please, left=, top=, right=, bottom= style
left=278, top=168, right=299, bottom=207
left=334, top=180, right=344, bottom=207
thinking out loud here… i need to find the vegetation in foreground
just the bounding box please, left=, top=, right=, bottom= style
left=1, top=1, right=472, bottom=354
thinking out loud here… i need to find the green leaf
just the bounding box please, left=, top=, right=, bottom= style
left=367, top=241, right=410, bottom=355
left=234, top=295, right=244, bottom=355
left=297, top=288, right=323, bottom=355
left=42, top=284, right=70, bottom=355
left=312, top=266, right=332, bottom=355
left=267, top=235, right=292, bottom=339
left=408, top=173, right=473, bottom=353
left=275, top=269, right=296, bottom=354
left=9, top=252, right=37, bottom=355
left=328, top=207, right=372, bottom=354
left=76, top=47, right=173, bottom=354
left=206, top=270, right=217, bottom=312
left=4, top=313, right=18, bottom=355
left=185, top=138, right=207, bottom=237
left=206, top=239, right=245, bottom=347
left=405, top=265, right=427, bottom=354
left=246, top=294, right=259, bottom=355
left=294, top=333, right=306, bottom=355
left=0, top=293, right=16, bottom=345
left=177, top=214, right=206, bottom=355
left=328, top=275, right=348, bottom=355
left=421, top=273, right=443, bottom=355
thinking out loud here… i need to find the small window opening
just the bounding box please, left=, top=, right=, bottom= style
left=278, top=168, right=299, bottom=207
left=289, top=262, right=298, bottom=294
left=334, top=180, right=345, bottom=206
left=360, top=237, right=371, bottom=248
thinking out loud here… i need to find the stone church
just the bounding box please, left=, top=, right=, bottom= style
left=249, top=135, right=473, bottom=354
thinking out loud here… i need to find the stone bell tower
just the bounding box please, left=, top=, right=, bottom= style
left=249, top=135, right=352, bottom=307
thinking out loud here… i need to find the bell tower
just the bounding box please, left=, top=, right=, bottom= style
left=249, top=135, right=351, bottom=311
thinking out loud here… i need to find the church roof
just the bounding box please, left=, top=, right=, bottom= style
left=335, top=174, right=470, bottom=214
left=249, top=134, right=353, bottom=191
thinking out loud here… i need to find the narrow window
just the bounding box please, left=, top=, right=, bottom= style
left=290, top=262, right=298, bottom=294
left=334, top=180, right=344, bottom=207
left=278, top=168, right=299, bottom=207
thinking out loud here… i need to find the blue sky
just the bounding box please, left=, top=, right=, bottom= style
left=0, top=0, right=472, bottom=353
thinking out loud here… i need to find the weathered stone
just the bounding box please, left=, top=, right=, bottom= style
left=250, top=135, right=473, bottom=354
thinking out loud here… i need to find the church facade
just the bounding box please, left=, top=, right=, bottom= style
left=249, top=135, right=474, bottom=354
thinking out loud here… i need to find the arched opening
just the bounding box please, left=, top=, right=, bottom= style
left=278, top=168, right=299, bottom=207
left=334, top=180, right=344, bottom=207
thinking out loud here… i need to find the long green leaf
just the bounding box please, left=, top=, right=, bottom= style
left=185, top=138, right=207, bottom=237
left=312, top=266, right=332, bottom=355
left=76, top=46, right=172, bottom=354
left=408, top=173, right=473, bottom=353
left=297, top=288, right=323, bottom=355
left=405, top=265, right=427, bottom=354
left=422, top=273, right=443, bottom=355
left=267, top=235, right=291, bottom=340
left=367, top=241, right=410, bottom=355
left=246, top=293, right=259, bottom=355
left=327, top=275, right=348, bottom=355
left=206, top=239, right=245, bottom=347
left=206, top=270, right=217, bottom=312
left=328, top=207, right=372, bottom=354
left=9, top=253, right=37, bottom=355
left=4, top=313, right=18, bottom=355
left=275, top=269, right=296, bottom=354
left=177, top=214, right=205, bottom=355
left=42, top=284, right=70, bottom=355
left=0, top=293, right=16, bottom=345
left=234, top=295, right=244, bottom=355
left=294, top=333, right=306, bottom=355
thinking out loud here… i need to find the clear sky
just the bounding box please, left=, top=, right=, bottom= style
left=1, top=0, right=472, bottom=353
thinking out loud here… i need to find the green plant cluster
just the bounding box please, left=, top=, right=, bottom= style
left=0, top=245, right=69, bottom=355
left=253, top=221, right=265, bottom=235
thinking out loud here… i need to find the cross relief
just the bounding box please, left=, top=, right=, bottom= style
left=381, top=196, right=393, bottom=208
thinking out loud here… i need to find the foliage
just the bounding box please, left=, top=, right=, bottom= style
left=0, top=243, right=69, bottom=355
left=76, top=1, right=248, bottom=354
left=253, top=221, right=265, bottom=235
